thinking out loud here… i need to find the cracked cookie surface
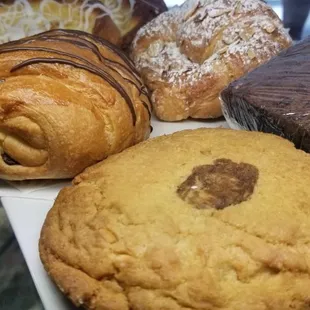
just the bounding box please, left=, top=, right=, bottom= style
left=39, top=128, right=310, bottom=310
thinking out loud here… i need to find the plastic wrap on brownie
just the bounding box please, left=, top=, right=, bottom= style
left=220, top=38, right=310, bottom=153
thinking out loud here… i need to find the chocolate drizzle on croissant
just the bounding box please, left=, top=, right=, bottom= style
left=0, top=29, right=151, bottom=180
left=0, top=29, right=151, bottom=125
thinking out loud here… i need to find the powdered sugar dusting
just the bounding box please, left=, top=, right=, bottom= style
left=133, top=6, right=180, bottom=46
left=132, top=0, right=291, bottom=90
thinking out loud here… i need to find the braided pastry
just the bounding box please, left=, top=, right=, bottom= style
left=131, top=0, right=292, bottom=121
left=0, top=29, right=151, bottom=180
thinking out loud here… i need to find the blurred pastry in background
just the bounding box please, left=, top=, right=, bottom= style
left=132, top=0, right=292, bottom=121
left=0, top=29, right=151, bottom=180
left=0, top=0, right=167, bottom=49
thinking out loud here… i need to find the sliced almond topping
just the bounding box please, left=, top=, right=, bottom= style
left=247, top=48, right=256, bottom=60
left=263, top=23, right=276, bottom=34
left=147, top=41, right=164, bottom=57
left=234, top=1, right=243, bottom=14
left=208, top=8, right=231, bottom=18
left=223, top=34, right=239, bottom=45
left=168, top=62, right=182, bottom=71
left=239, top=28, right=255, bottom=41
left=183, top=1, right=201, bottom=21
left=194, top=9, right=208, bottom=23
left=218, top=46, right=229, bottom=54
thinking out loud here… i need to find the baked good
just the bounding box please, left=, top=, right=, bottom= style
left=131, top=0, right=292, bottom=121
left=221, top=37, right=310, bottom=153
left=0, top=0, right=167, bottom=49
left=40, top=128, right=310, bottom=310
left=0, top=29, right=151, bottom=180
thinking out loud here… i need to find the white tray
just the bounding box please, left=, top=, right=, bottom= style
left=1, top=117, right=228, bottom=310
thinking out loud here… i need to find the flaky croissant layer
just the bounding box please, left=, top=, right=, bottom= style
left=0, top=29, right=151, bottom=180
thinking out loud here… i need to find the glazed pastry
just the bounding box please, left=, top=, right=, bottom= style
left=0, top=0, right=167, bottom=49
left=131, top=0, right=291, bottom=121
left=0, top=29, right=151, bottom=180
left=40, top=128, right=310, bottom=310
left=221, top=37, right=310, bottom=153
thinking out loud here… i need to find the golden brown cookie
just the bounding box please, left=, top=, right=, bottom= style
left=40, top=128, right=310, bottom=310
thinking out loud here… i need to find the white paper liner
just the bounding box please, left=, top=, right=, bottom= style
left=0, top=179, right=71, bottom=200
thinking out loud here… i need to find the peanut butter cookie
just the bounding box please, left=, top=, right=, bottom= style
left=40, top=128, right=310, bottom=310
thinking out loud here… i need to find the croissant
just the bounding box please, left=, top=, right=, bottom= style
left=0, top=29, right=151, bottom=180
left=131, top=0, right=292, bottom=121
left=0, top=0, right=167, bottom=49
